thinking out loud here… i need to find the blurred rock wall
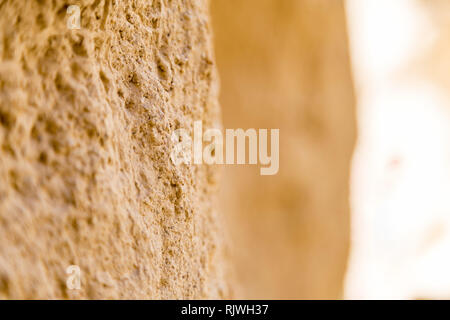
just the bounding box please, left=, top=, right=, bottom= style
left=211, top=0, right=356, bottom=299
left=0, top=0, right=228, bottom=299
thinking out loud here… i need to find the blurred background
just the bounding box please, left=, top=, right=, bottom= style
left=211, top=0, right=356, bottom=299
left=211, top=0, right=450, bottom=299
left=345, top=0, right=450, bottom=299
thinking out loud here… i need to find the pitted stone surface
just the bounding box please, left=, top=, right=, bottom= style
left=0, top=0, right=227, bottom=299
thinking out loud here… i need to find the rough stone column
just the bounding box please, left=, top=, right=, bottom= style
left=211, top=0, right=356, bottom=299
left=0, top=0, right=227, bottom=299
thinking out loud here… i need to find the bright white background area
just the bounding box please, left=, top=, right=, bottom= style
left=345, top=0, right=450, bottom=299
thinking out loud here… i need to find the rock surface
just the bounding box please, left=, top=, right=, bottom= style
left=0, top=0, right=227, bottom=299
left=211, top=0, right=356, bottom=299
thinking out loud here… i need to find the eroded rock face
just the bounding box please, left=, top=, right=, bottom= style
left=0, top=0, right=227, bottom=299
left=211, top=0, right=356, bottom=299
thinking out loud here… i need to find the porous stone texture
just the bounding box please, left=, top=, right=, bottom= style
left=212, top=0, right=356, bottom=299
left=0, top=0, right=227, bottom=299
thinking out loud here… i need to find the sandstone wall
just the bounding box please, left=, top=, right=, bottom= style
left=211, top=0, right=356, bottom=299
left=0, top=0, right=227, bottom=299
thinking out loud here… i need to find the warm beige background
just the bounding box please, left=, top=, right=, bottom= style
left=212, top=0, right=357, bottom=299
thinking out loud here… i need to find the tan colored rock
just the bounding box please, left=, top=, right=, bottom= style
left=211, top=0, right=356, bottom=299
left=0, top=0, right=227, bottom=299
